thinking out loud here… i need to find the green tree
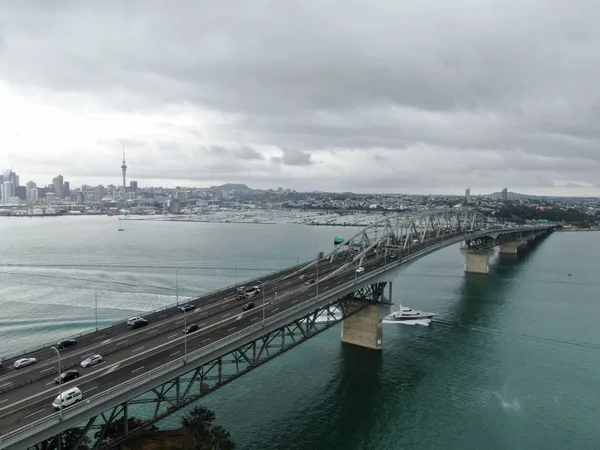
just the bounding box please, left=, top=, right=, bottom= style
left=181, top=406, right=236, bottom=450
left=35, top=428, right=91, bottom=450
left=94, top=416, right=158, bottom=446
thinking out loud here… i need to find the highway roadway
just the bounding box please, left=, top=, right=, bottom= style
left=0, top=252, right=366, bottom=435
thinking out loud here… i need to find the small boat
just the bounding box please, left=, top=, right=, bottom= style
left=386, top=306, right=436, bottom=321
left=118, top=228, right=125, bottom=231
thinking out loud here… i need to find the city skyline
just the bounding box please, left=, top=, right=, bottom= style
left=1, top=2, right=599, bottom=196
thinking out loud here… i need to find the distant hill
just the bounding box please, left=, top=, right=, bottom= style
left=488, top=191, right=543, bottom=200
left=209, top=183, right=253, bottom=192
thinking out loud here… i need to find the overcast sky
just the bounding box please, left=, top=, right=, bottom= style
left=0, top=0, right=599, bottom=195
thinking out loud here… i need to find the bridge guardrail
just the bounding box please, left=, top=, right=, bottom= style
left=0, top=224, right=555, bottom=447
left=0, top=261, right=311, bottom=364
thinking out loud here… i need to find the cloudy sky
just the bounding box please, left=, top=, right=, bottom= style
left=0, top=0, right=599, bottom=195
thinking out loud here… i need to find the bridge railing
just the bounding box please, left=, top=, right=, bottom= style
left=0, top=260, right=312, bottom=364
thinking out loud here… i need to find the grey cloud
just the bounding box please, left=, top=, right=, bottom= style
left=2, top=0, right=600, bottom=192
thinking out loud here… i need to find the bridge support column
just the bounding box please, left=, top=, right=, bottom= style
left=341, top=304, right=389, bottom=350
left=460, top=248, right=494, bottom=274
left=499, top=241, right=520, bottom=254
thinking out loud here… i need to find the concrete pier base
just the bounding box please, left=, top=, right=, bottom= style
left=460, top=248, right=495, bottom=274
left=499, top=241, right=520, bottom=254
left=341, top=304, right=390, bottom=350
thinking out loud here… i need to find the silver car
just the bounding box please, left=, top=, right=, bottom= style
left=81, top=354, right=103, bottom=368
left=14, top=357, right=37, bottom=369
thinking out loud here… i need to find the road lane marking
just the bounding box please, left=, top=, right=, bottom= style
left=83, top=386, right=98, bottom=394
left=227, top=327, right=236, bottom=332
left=291, top=299, right=298, bottom=304
left=158, top=314, right=167, bottom=319
left=23, top=408, right=45, bottom=419
left=115, top=340, right=129, bottom=346
left=222, top=313, right=230, bottom=318
left=271, top=308, right=280, bottom=313
left=81, top=353, right=96, bottom=359
left=0, top=399, right=7, bottom=404
left=101, top=339, right=112, bottom=345
left=201, top=338, right=211, bottom=343
left=198, top=322, right=206, bottom=327
left=221, top=304, right=229, bottom=308
left=167, top=334, right=177, bottom=339
left=175, top=321, right=183, bottom=325
left=148, top=329, right=160, bottom=335
left=131, top=347, right=145, bottom=353
left=93, top=335, right=106, bottom=341
left=131, top=366, right=145, bottom=374
left=105, top=364, right=121, bottom=375
left=45, top=381, right=55, bottom=386
left=40, top=367, right=55, bottom=374
left=169, top=351, right=181, bottom=357
left=250, top=317, right=259, bottom=321
left=0, top=382, right=12, bottom=388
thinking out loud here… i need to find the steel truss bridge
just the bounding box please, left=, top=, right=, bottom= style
left=0, top=209, right=555, bottom=450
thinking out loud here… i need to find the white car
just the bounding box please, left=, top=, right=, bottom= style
left=355, top=267, right=365, bottom=273
left=127, top=317, right=143, bottom=326
left=81, top=354, right=103, bottom=368
left=14, top=358, right=37, bottom=369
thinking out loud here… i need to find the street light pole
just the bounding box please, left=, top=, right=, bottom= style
left=95, top=291, right=98, bottom=331
left=51, top=346, right=63, bottom=420
left=183, top=309, right=187, bottom=363
left=257, top=280, right=265, bottom=322
left=176, top=268, right=179, bottom=306
left=316, top=254, right=319, bottom=299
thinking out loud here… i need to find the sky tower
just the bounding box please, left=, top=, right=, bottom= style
left=121, top=146, right=127, bottom=196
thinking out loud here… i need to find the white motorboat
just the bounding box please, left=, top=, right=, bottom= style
left=386, top=306, right=436, bottom=321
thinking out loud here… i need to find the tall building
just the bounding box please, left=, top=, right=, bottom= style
left=501, top=188, right=508, bottom=201
left=53, top=175, right=64, bottom=199
left=94, top=185, right=105, bottom=202
left=130, top=180, right=138, bottom=192
left=1, top=181, right=14, bottom=203
left=465, top=188, right=471, bottom=204
left=26, top=181, right=37, bottom=203
left=64, top=181, right=70, bottom=196
left=1, top=169, right=19, bottom=203
left=30, top=188, right=38, bottom=203
left=121, top=147, right=127, bottom=196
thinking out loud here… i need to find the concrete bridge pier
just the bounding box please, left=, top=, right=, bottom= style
left=341, top=282, right=392, bottom=350
left=499, top=241, right=520, bottom=254
left=460, top=248, right=495, bottom=274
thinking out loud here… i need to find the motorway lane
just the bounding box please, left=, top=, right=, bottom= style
left=0, top=264, right=311, bottom=369
left=0, top=265, right=355, bottom=433
left=0, top=259, right=346, bottom=387
left=0, top=260, right=352, bottom=421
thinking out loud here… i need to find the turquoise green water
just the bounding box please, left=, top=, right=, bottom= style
left=0, top=217, right=598, bottom=449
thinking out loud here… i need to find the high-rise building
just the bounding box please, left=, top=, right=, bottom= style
left=1, top=169, right=19, bottom=203
left=94, top=185, right=105, bottom=202
left=30, top=188, right=38, bottom=203
left=1, top=181, right=14, bottom=203
left=64, top=181, right=70, bottom=196
left=53, top=175, right=64, bottom=199
left=130, top=180, right=138, bottom=192
left=26, top=181, right=37, bottom=203
left=501, top=188, right=508, bottom=201
left=121, top=147, right=127, bottom=196
left=465, top=188, right=471, bottom=204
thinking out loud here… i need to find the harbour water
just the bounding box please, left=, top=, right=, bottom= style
left=1, top=216, right=599, bottom=449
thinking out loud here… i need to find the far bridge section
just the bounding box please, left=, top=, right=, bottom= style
left=0, top=209, right=555, bottom=450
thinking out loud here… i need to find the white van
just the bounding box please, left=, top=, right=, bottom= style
left=52, top=387, right=83, bottom=410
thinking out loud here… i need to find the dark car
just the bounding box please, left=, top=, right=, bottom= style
left=184, top=324, right=199, bottom=334
left=55, top=369, right=79, bottom=384
left=180, top=304, right=195, bottom=312
left=130, top=318, right=148, bottom=329
left=56, top=339, right=77, bottom=349
left=242, top=302, right=255, bottom=311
